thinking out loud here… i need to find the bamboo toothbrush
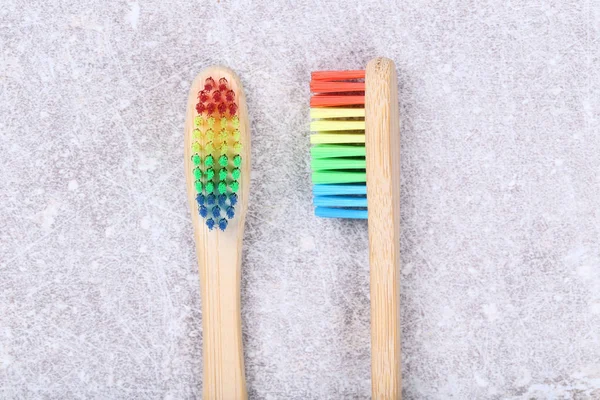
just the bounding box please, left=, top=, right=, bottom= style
left=185, top=66, right=249, bottom=399
left=309, top=58, right=401, bottom=399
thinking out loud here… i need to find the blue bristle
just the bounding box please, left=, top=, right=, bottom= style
left=226, top=206, right=235, bottom=219
left=315, top=207, right=368, bottom=219
left=199, top=204, right=208, bottom=218
left=218, top=194, right=227, bottom=206
left=312, top=185, right=368, bottom=219
left=196, top=193, right=205, bottom=204
left=313, top=195, right=368, bottom=208
left=313, top=184, right=367, bottom=196
left=212, top=205, right=221, bottom=217
left=206, top=218, right=215, bottom=230
left=229, top=193, right=238, bottom=206
left=207, top=194, right=216, bottom=205
left=218, top=218, right=228, bottom=231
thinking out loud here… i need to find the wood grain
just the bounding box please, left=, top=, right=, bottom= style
left=365, top=57, right=402, bottom=399
left=184, top=66, right=249, bottom=400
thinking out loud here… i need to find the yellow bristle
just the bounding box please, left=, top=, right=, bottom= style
left=310, top=134, right=366, bottom=144
left=310, top=120, right=365, bottom=132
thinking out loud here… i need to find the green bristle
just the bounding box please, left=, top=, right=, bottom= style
left=193, top=167, right=202, bottom=179
left=232, top=168, right=241, bottom=180
left=218, top=168, right=228, bottom=180
left=233, top=155, right=242, bottom=167
left=206, top=181, right=214, bottom=193
left=218, top=181, right=227, bottom=194
left=311, top=144, right=366, bottom=159
left=311, top=158, right=366, bottom=171
left=205, top=155, right=214, bottom=167
left=312, top=171, right=366, bottom=184
left=206, top=168, right=215, bottom=180
left=218, top=155, right=228, bottom=167
left=191, top=154, right=201, bottom=165
left=195, top=180, right=203, bottom=192
left=230, top=181, right=239, bottom=192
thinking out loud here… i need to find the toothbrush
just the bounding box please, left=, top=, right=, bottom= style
left=310, top=58, right=401, bottom=399
left=185, top=66, right=249, bottom=399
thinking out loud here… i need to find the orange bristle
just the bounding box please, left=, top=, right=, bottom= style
left=310, top=80, right=366, bottom=93
left=311, top=70, right=366, bottom=81
left=310, top=95, right=365, bottom=107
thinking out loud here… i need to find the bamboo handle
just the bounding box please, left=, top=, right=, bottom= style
left=197, top=233, right=247, bottom=399
left=365, top=57, right=402, bottom=399
left=184, top=66, right=250, bottom=399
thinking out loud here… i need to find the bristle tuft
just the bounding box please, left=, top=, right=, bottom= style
left=226, top=206, right=235, bottom=219
left=309, top=68, right=368, bottom=219
left=206, top=218, right=215, bottom=230
left=199, top=205, right=208, bottom=218
left=204, top=77, right=215, bottom=91
left=311, top=70, right=365, bottom=81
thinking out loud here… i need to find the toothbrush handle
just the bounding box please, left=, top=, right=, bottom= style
left=197, top=232, right=247, bottom=399
left=365, top=57, right=402, bottom=399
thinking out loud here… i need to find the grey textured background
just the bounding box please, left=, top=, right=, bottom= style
left=1, top=1, right=600, bottom=399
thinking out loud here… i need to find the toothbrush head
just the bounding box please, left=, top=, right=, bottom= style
left=186, top=67, right=249, bottom=232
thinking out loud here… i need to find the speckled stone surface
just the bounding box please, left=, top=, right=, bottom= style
left=1, top=1, right=600, bottom=399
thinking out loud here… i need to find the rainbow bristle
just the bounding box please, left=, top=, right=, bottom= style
left=190, top=75, right=242, bottom=231
left=310, top=70, right=368, bottom=219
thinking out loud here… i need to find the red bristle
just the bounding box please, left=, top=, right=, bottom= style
left=225, top=90, right=235, bottom=102
left=213, top=90, right=222, bottom=101
left=311, top=70, right=365, bottom=81
left=196, top=102, right=206, bottom=114
left=199, top=90, right=209, bottom=103
left=204, top=77, right=215, bottom=91
left=218, top=78, right=228, bottom=91
left=310, top=81, right=365, bottom=93
left=310, top=95, right=365, bottom=107
left=206, top=103, right=216, bottom=114
left=218, top=102, right=227, bottom=114
left=229, top=103, right=238, bottom=115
